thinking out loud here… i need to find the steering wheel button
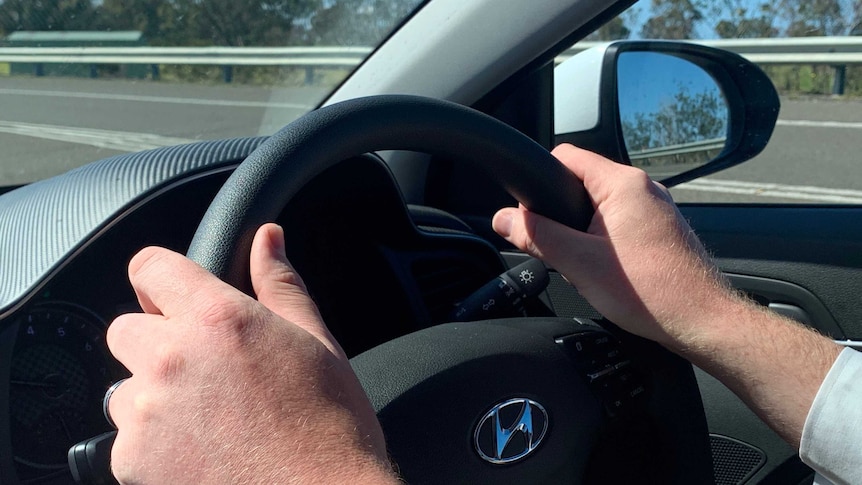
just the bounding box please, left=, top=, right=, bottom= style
left=588, top=366, right=615, bottom=382
left=628, top=385, right=647, bottom=399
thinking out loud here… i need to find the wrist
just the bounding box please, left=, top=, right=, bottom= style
left=258, top=450, right=400, bottom=485
left=659, top=290, right=756, bottom=356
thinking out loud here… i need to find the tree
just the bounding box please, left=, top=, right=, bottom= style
left=96, top=0, right=186, bottom=45
left=713, top=1, right=778, bottom=38
left=586, top=16, right=631, bottom=41
left=184, top=0, right=318, bottom=46
left=305, top=0, right=420, bottom=46
left=0, top=0, right=98, bottom=33
left=779, top=0, right=846, bottom=37
left=852, top=0, right=862, bottom=34
left=621, top=85, right=726, bottom=167
left=640, top=0, right=705, bottom=39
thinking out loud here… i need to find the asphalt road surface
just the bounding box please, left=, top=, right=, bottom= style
left=1, top=76, right=861, bottom=205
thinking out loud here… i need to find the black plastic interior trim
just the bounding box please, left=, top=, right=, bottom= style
left=726, top=274, right=844, bottom=339
left=683, top=204, right=862, bottom=339
left=0, top=323, right=18, bottom=485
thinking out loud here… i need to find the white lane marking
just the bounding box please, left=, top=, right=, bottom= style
left=777, top=119, right=862, bottom=129
left=0, top=88, right=312, bottom=110
left=0, top=120, right=196, bottom=152
left=675, top=179, right=862, bottom=204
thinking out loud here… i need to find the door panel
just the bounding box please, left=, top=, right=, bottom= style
left=682, top=205, right=862, bottom=341
left=681, top=204, right=862, bottom=484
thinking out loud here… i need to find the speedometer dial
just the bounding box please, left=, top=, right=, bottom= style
left=9, top=303, right=124, bottom=484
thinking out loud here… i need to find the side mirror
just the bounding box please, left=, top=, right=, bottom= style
left=554, top=41, right=780, bottom=187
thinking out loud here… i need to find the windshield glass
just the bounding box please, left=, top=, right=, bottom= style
left=0, top=0, right=424, bottom=186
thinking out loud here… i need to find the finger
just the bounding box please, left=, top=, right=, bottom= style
left=492, top=206, right=613, bottom=279
left=107, top=377, right=158, bottom=483
left=104, top=376, right=139, bottom=431
left=128, top=246, right=235, bottom=318
left=550, top=144, right=650, bottom=203
left=249, top=224, right=345, bottom=357
left=106, top=313, right=177, bottom=375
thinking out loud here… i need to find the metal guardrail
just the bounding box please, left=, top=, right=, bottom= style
left=627, top=137, right=727, bottom=161
left=0, top=46, right=372, bottom=83
left=558, top=37, right=862, bottom=62
left=0, top=36, right=860, bottom=88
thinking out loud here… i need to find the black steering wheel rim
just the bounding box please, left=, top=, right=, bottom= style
left=183, top=95, right=605, bottom=484
left=186, top=95, right=592, bottom=290
left=68, top=96, right=713, bottom=485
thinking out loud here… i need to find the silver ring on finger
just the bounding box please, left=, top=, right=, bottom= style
left=103, top=378, right=129, bottom=429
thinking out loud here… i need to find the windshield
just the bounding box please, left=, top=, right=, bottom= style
left=0, top=0, right=424, bottom=186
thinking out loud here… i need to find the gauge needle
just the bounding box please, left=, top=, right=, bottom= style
left=57, top=413, right=73, bottom=441
left=10, top=379, right=58, bottom=389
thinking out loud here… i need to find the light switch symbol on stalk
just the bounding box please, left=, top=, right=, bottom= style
left=449, top=258, right=549, bottom=322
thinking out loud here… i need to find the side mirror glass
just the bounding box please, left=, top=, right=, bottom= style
left=617, top=52, right=729, bottom=180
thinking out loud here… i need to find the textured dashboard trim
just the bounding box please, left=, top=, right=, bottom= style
left=0, top=137, right=266, bottom=313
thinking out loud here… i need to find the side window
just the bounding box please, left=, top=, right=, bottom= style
left=561, top=1, right=862, bottom=205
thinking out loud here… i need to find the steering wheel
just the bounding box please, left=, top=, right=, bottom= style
left=183, top=95, right=710, bottom=484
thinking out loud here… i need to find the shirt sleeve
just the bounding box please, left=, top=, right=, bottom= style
left=800, top=347, right=862, bottom=485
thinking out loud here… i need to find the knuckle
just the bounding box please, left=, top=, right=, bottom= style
left=624, top=166, right=652, bottom=187
left=151, top=343, right=186, bottom=381
left=132, top=390, right=157, bottom=424
left=106, top=314, right=134, bottom=353
left=196, top=297, right=245, bottom=328
left=195, top=296, right=261, bottom=347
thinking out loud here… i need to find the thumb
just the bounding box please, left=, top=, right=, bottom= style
left=492, top=207, right=613, bottom=284
left=249, top=223, right=346, bottom=358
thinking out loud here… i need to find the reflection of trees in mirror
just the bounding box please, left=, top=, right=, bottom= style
left=622, top=85, right=727, bottom=169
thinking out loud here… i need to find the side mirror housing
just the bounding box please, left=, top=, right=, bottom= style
left=554, top=41, right=780, bottom=187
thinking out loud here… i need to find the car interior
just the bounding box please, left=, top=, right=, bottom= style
left=2, top=0, right=859, bottom=484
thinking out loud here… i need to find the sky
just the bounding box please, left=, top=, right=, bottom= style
left=616, top=51, right=727, bottom=124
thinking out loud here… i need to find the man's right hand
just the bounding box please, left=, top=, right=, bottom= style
left=492, top=143, right=737, bottom=348
left=492, top=143, right=841, bottom=448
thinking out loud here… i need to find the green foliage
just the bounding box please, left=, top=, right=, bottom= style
left=780, top=0, right=845, bottom=36
left=0, top=0, right=421, bottom=47
left=623, top=0, right=862, bottom=98
left=586, top=17, right=630, bottom=41
left=713, top=1, right=778, bottom=38
left=0, top=0, right=97, bottom=33
left=621, top=85, right=726, bottom=154
left=0, top=0, right=421, bottom=85
left=303, top=0, right=419, bottom=45
left=640, top=0, right=705, bottom=39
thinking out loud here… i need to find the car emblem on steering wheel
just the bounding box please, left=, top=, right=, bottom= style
left=474, top=398, right=549, bottom=464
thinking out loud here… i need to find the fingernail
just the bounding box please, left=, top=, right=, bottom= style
left=270, top=224, right=287, bottom=260
left=493, top=212, right=513, bottom=238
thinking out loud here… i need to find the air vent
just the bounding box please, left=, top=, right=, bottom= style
left=412, top=258, right=489, bottom=323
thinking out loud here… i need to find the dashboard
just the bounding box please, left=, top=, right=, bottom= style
left=0, top=142, right=508, bottom=484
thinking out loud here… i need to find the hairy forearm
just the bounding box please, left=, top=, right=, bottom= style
left=666, top=295, right=842, bottom=448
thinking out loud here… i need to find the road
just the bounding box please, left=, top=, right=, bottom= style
left=0, top=77, right=327, bottom=185
left=1, top=76, right=861, bottom=205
